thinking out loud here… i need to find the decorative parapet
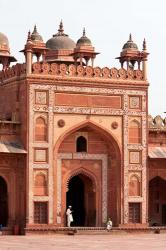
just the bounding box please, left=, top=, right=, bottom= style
left=0, top=63, right=26, bottom=83
left=31, top=62, right=144, bottom=81
left=148, top=115, right=166, bottom=131
left=0, top=62, right=145, bottom=82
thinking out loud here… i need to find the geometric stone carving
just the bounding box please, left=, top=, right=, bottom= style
left=129, top=151, right=141, bottom=164
left=35, top=91, right=47, bottom=105
left=129, top=96, right=140, bottom=109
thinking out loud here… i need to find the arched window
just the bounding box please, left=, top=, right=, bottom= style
left=34, top=173, right=47, bottom=196
left=129, top=175, right=141, bottom=196
left=76, top=136, right=87, bottom=152
left=128, top=120, right=141, bottom=144
left=35, top=117, right=47, bottom=141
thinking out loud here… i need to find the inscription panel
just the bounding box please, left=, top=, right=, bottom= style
left=55, top=93, right=122, bottom=109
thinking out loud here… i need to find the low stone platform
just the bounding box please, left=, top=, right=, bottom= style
left=25, top=226, right=166, bottom=235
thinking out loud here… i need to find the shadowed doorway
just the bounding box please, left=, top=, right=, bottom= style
left=0, top=176, right=8, bottom=227
left=66, top=174, right=96, bottom=226
left=149, top=176, right=166, bottom=226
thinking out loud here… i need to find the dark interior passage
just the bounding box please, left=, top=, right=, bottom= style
left=66, top=173, right=96, bottom=227
left=67, top=175, right=85, bottom=226
left=0, top=176, right=8, bottom=227
left=149, top=176, right=166, bottom=226
left=162, top=205, right=166, bottom=225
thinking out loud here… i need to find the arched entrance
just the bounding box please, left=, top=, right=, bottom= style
left=0, top=176, right=8, bottom=227
left=66, top=174, right=96, bottom=226
left=149, top=176, right=166, bottom=226
left=56, top=120, right=121, bottom=226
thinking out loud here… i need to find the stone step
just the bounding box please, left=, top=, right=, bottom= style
left=25, top=226, right=166, bottom=235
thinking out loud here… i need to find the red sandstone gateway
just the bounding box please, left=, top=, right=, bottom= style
left=0, top=21, right=165, bottom=235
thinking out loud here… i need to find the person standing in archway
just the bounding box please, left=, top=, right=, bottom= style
left=66, top=206, right=73, bottom=227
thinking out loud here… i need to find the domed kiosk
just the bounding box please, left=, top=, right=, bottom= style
left=31, top=25, right=43, bottom=43
left=72, top=28, right=99, bottom=66
left=0, top=32, right=16, bottom=69
left=45, top=21, right=76, bottom=63
left=116, top=34, right=148, bottom=70
left=122, top=34, right=138, bottom=51
left=76, top=28, right=92, bottom=47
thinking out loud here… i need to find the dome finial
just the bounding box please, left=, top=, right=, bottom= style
left=83, top=27, right=86, bottom=37
left=33, top=24, right=37, bottom=33
left=129, top=33, right=132, bottom=42
left=58, top=20, right=64, bottom=34
left=143, top=38, right=147, bottom=51
left=27, top=30, right=31, bottom=42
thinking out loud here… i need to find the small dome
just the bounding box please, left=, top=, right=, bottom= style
left=76, top=28, right=92, bottom=47
left=0, top=32, right=9, bottom=49
left=46, top=21, right=75, bottom=50
left=31, top=25, right=43, bottom=42
left=122, top=34, right=138, bottom=50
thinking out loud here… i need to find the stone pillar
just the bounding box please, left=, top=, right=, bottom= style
left=142, top=59, right=147, bottom=81
left=26, top=49, right=32, bottom=74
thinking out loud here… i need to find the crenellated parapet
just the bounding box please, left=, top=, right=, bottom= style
left=31, top=62, right=144, bottom=80
left=0, top=63, right=26, bottom=83
left=0, top=62, right=146, bottom=83
left=148, top=115, right=166, bottom=131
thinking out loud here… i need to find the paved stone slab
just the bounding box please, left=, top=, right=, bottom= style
left=0, top=234, right=165, bottom=250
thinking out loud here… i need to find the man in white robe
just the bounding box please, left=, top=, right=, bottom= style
left=106, top=218, right=112, bottom=231
left=66, top=206, right=73, bottom=227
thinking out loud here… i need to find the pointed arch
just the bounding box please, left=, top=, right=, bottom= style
left=66, top=167, right=97, bottom=192
left=54, top=120, right=121, bottom=157
left=149, top=176, right=166, bottom=225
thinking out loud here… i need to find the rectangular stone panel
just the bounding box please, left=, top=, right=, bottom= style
left=129, top=151, right=141, bottom=164
left=34, top=148, right=48, bottom=162
left=129, top=96, right=141, bottom=110
left=35, top=91, right=48, bottom=105
left=55, top=93, right=122, bottom=109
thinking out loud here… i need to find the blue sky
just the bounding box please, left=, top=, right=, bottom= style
left=0, top=0, right=165, bottom=116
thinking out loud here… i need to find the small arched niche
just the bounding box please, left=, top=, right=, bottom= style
left=34, top=173, right=47, bottom=196
left=129, top=174, right=141, bottom=196
left=34, top=117, right=47, bottom=142
left=76, top=136, right=87, bottom=152
left=128, top=120, right=141, bottom=144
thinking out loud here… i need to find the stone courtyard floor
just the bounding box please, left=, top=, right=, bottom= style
left=0, top=234, right=165, bottom=250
